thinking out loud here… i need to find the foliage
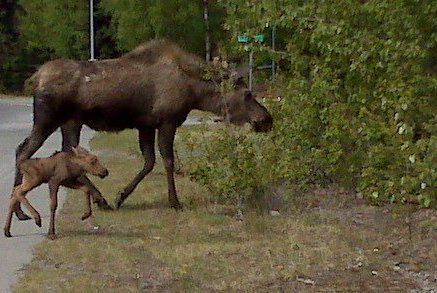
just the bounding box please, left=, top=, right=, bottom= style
left=19, top=0, right=89, bottom=59
left=100, top=0, right=225, bottom=55
left=1, top=0, right=225, bottom=91
left=181, top=125, right=272, bottom=207
left=183, top=0, right=436, bottom=207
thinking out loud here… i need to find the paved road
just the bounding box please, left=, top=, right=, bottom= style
left=0, top=98, right=93, bottom=292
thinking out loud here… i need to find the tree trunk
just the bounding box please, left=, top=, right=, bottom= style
left=203, top=0, right=211, bottom=62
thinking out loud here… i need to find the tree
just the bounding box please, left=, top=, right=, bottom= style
left=19, top=0, right=89, bottom=59
left=203, top=0, right=211, bottom=61
left=101, top=0, right=225, bottom=56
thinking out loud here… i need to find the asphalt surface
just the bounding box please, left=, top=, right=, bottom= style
left=0, top=98, right=94, bottom=292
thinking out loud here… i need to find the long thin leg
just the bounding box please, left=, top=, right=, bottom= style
left=61, top=120, right=82, bottom=151
left=81, top=189, right=93, bottom=221
left=12, top=175, right=43, bottom=229
left=61, top=121, right=111, bottom=210
left=116, top=128, right=156, bottom=209
left=4, top=197, right=19, bottom=237
left=14, top=124, right=59, bottom=220
left=157, top=124, right=182, bottom=210
left=61, top=179, right=92, bottom=220
left=48, top=181, right=59, bottom=240
left=15, top=187, right=42, bottom=227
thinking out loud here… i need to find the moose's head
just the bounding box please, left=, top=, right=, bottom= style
left=222, top=71, right=273, bottom=133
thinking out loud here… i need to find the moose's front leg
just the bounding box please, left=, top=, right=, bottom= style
left=158, top=124, right=182, bottom=210
left=48, top=181, right=60, bottom=240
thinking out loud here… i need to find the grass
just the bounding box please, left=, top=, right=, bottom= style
left=14, top=128, right=437, bottom=292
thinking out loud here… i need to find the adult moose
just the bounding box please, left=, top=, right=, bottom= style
left=13, top=39, right=273, bottom=220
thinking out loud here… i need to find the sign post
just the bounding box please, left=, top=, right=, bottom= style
left=89, top=0, right=95, bottom=61
left=237, top=34, right=266, bottom=91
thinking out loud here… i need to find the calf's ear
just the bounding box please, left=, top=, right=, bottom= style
left=72, top=147, right=80, bottom=156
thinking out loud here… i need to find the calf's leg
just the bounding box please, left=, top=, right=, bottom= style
left=158, top=124, right=182, bottom=210
left=4, top=197, right=19, bottom=237
left=5, top=177, right=43, bottom=237
left=14, top=175, right=43, bottom=228
left=14, top=98, right=61, bottom=220
left=81, top=189, right=93, bottom=221
left=62, top=179, right=93, bottom=221
left=48, top=181, right=59, bottom=240
left=116, top=128, right=155, bottom=209
left=61, top=120, right=111, bottom=210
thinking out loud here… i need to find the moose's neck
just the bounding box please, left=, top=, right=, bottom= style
left=192, top=81, right=224, bottom=116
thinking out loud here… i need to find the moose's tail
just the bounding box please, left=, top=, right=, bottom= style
left=23, top=70, right=41, bottom=96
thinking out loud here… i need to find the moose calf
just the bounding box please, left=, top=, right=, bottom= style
left=4, top=146, right=109, bottom=240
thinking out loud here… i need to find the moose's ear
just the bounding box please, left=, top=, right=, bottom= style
left=230, top=67, right=248, bottom=90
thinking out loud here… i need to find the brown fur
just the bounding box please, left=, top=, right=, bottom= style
left=4, top=147, right=108, bottom=239
left=13, top=39, right=273, bottom=217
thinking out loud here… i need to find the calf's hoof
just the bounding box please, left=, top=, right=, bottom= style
left=15, top=209, right=32, bottom=221
left=4, top=229, right=12, bottom=238
left=94, top=197, right=113, bottom=210
left=47, top=234, right=57, bottom=240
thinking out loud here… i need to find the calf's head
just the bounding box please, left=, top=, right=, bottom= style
left=71, top=146, right=109, bottom=178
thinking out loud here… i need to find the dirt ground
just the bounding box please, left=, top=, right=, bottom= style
left=13, top=130, right=436, bottom=292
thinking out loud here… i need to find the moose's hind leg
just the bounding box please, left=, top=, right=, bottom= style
left=13, top=94, right=62, bottom=220
left=116, top=128, right=156, bottom=209
left=158, top=124, right=182, bottom=210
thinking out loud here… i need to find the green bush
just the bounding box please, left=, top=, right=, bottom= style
left=182, top=0, right=436, bottom=208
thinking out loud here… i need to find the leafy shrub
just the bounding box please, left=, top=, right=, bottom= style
left=182, top=0, right=436, bottom=208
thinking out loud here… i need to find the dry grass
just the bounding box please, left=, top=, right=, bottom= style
left=14, top=129, right=437, bottom=292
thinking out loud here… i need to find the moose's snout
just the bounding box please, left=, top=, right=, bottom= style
left=252, top=115, right=273, bottom=133
left=99, top=169, right=109, bottom=178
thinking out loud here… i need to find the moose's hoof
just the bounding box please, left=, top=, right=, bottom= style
left=15, top=210, right=32, bottom=221
left=81, top=213, right=91, bottom=221
left=170, top=201, right=183, bottom=211
left=47, top=233, right=57, bottom=240
left=115, top=192, right=125, bottom=210
left=4, top=230, right=12, bottom=238
left=34, top=215, right=42, bottom=227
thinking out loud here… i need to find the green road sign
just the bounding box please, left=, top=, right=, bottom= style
left=254, top=34, right=266, bottom=43
left=238, top=36, right=250, bottom=43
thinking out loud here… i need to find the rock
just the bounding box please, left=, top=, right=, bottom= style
left=371, top=270, right=378, bottom=276
left=393, top=266, right=401, bottom=271
left=269, top=210, right=280, bottom=216
left=140, top=281, right=151, bottom=290
left=297, top=276, right=315, bottom=285
left=235, top=210, right=244, bottom=221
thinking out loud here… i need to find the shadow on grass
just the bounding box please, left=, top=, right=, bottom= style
left=118, top=201, right=169, bottom=211
left=60, top=228, right=149, bottom=239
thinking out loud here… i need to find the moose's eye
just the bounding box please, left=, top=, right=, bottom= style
left=91, top=158, right=98, bottom=164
